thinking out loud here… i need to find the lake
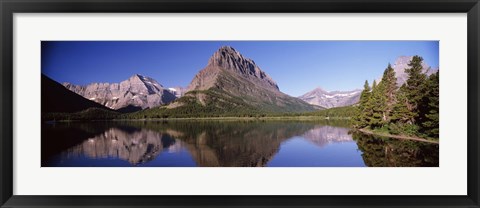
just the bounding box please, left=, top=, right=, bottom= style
left=42, top=120, right=439, bottom=167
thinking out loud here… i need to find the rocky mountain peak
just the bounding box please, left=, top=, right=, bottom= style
left=129, top=74, right=144, bottom=81
left=188, top=46, right=279, bottom=92
left=208, top=46, right=242, bottom=65
left=125, top=74, right=145, bottom=87
left=132, top=73, right=143, bottom=78
left=176, top=46, right=315, bottom=113
left=312, top=87, right=328, bottom=94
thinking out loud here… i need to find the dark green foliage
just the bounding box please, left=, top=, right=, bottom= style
left=353, top=80, right=372, bottom=128
left=369, top=79, right=387, bottom=128
left=391, top=84, right=416, bottom=124
left=381, top=64, right=398, bottom=121
left=42, top=108, right=120, bottom=121
left=388, top=122, right=420, bottom=136
left=404, top=55, right=428, bottom=124
left=306, top=106, right=357, bottom=118
left=352, top=56, right=439, bottom=139
left=368, top=64, right=398, bottom=128
left=421, top=72, right=439, bottom=138
left=117, top=105, right=143, bottom=113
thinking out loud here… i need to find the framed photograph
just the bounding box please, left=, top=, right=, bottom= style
left=1, top=0, right=479, bottom=207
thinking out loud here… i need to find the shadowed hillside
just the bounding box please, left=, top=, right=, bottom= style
left=42, top=74, right=112, bottom=113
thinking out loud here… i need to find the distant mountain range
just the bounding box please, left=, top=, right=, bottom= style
left=44, top=47, right=439, bottom=115
left=63, top=74, right=177, bottom=112
left=298, top=88, right=361, bottom=109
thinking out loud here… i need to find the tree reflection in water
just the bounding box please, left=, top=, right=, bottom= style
left=351, top=131, right=439, bottom=167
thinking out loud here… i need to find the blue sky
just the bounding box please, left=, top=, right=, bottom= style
left=42, top=41, right=439, bottom=97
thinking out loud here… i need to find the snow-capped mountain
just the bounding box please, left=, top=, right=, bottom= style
left=298, top=87, right=361, bottom=109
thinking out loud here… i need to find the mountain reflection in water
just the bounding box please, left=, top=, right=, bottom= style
left=42, top=120, right=438, bottom=167
left=63, top=128, right=183, bottom=165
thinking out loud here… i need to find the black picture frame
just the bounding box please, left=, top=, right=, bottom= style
left=1, top=0, right=479, bottom=207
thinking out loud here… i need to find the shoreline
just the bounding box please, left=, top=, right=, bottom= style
left=115, top=116, right=351, bottom=121
left=46, top=116, right=352, bottom=122
left=357, top=129, right=439, bottom=144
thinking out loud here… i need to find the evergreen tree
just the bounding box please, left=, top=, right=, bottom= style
left=369, top=80, right=387, bottom=128
left=422, top=71, right=439, bottom=138
left=404, top=55, right=427, bottom=124
left=354, top=80, right=372, bottom=128
left=352, top=55, right=438, bottom=139
left=380, top=63, right=398, bottom=122
left=391, top=84, right=416, bottom=124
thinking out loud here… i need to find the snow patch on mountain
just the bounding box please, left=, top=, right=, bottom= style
left=298, top=87, right=361, bottom=109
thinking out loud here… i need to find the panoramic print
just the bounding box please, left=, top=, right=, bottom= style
left=41, top=41, right=439, bottom=167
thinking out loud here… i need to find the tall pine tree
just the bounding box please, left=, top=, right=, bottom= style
left=380, top=63, right=398, bottom=122
left=369, top=80, right=387, bottom=128
left=354, top=80, right=372, bottom=128
left=404, top=55, right=427, bottom=124
left=422, top=71, right=439, bottom=138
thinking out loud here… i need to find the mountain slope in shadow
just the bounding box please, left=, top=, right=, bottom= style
left=41, top=74, right=113, bottom=113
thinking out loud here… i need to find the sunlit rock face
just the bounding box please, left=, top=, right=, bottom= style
left=63, top=74, right=176, bottom=110
left=187, top=46, right=279, bottom=92
left=302, top=126, right=354, bottom=147
left=63, top=128, right=184, bottom=165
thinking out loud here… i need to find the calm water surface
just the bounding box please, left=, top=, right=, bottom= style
left=42, top=120, right=439, bottom=167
